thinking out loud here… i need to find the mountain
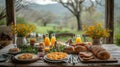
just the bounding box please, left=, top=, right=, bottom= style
left=1, top=0, right=120, bottom=22
left=28, top=3, right=71, bottom=16
left=0, top=0, right=120, bottom=14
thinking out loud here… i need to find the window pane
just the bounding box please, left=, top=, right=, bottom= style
left=114, top=0, right=120, bottom=34
left=0, top=0, right=6, bottom=25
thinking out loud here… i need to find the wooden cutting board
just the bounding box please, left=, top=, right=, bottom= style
left=79, top=56, right=118, bottom=63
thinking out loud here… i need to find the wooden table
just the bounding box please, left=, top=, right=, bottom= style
left=0, top=44, right=120, bottom=67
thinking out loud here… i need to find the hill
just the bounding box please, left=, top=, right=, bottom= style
left=28, top=3, right=71, bottom=16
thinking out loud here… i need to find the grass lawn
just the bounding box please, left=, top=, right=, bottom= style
left=35, top=26, right=54, bottom=34
left=35, top=25, right=83, bottom=34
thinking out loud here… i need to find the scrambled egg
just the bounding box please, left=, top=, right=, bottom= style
left=47, top=52, right=67, bottom=60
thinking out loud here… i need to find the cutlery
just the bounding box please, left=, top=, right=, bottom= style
left=3, top=54, right=13, bottom=62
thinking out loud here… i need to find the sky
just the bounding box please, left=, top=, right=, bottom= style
left=31, top=0, right=96, bottom=5
left=32, top=0, right=57, bottom=5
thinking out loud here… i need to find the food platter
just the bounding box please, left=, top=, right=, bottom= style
left=43, top=55, right=68, bottom=63
left=43, top=52, right=69, bottom=63
left=14, top=53, right=38, bottom=62
left=46, top=52, right=68, bottom=60
left=79, top=55, right=118, bottom=63
left=78, top=51, right=118, bottom=63
left=44, top=54, right=70, bottom=63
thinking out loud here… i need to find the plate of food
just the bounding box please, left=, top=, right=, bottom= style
left=44, top=52, right=68, bottom=63
left=9, top=48, right=21, bottom=54
left=14, top=53, right=38, bottom=62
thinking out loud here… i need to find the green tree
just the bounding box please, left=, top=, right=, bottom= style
left=53, top=0, right=103, bottom=31
left=36, top=11, right=56, bottom=26
left=16, top=17, right=26, bottom=24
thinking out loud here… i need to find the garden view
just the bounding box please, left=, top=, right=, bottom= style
left=1, top=0, right=120, bottom=67
left=0, top=0, right=120, bottom=45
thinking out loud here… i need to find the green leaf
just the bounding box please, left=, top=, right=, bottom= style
left=20, top=45, right=38, bottom=54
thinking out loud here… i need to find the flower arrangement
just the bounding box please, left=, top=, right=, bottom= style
left=83, top=22, right=111, bottom=39
left=10, top=23, right=36, bottom=37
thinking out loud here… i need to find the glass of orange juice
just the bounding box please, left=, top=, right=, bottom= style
left=44, top=34, right=51, bottom=47
left=51, top=33, right=56, bottom=46
left=76, top=35, right=82, bottom=44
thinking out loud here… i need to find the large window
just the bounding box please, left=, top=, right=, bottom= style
left=16, top=0, right=106, bottom=34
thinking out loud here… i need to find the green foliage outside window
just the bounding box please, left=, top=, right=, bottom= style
left=115, top=34, right=120, bottom=46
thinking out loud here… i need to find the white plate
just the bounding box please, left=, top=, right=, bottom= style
left=45, top=54, right=68, bottom=61
left=9, top=50, right=21, bottom=54
left=44, top=55, right=69, bottom=63
left=15, top=53, right=38, bottom=61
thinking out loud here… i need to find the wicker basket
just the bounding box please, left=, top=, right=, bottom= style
left=0, top=40, right=12, bottom=49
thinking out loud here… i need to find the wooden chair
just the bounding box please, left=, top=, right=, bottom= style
left=0, top=25, right=11, bottom=33
left=55, top=33, right=75, bottom=42
left=0, top=25, right=12, bottom=49
left=55, top=33, right=75, bottom=38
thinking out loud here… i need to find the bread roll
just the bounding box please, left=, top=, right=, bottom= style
left=84, top=42, right=92, bottom=46
left=64, top=46, right=75, bottom=53
left=75, top=43, right=86, bottom=46
left=75, top=46, right=87, bottom=53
